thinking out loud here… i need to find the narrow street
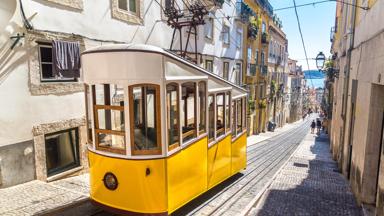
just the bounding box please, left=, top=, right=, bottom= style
left=57, top=119, right=311, bottom=216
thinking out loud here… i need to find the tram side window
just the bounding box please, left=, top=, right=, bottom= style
left=231, top=100, right=236, bottom=136
left=85, top=84, right=93, bottom=143
left=129, top=85, right=161, bottom=155
left=225, top=92, right=231, bottom=132
left=216, top=93, right=225, bottom=138
left=236, top=99, right=243, bottom=134
left=167, top=83, right=180, bottom=150
left=208, top=95, right=215, bottom=143
left=93, top=84, right=125, bottom=154
left=181, top=82, right=197, bottom=143
left=242, top=98, right=247, bottom=131
left=198, top=81, right=207, bottom=135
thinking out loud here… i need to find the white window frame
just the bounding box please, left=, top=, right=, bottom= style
left=236, top=29, right=242, bottom=49
left=222, top=25, right=230, bottom=45
left=117, top=0, right=139, bottom=15
left=204, top=17, right=214, bottom=40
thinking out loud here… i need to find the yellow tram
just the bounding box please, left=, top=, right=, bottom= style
left=82, top=44, right=247, bottom=215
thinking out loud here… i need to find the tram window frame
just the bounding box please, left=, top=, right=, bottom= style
left=216, top=93, right=225, bottom=138
left=208, top=94, right=215, bottom=143
left=181, top=82, right=197, bottom=144
left=85, top=84, right=93, bottom=144
left=166, top=83, right=180, bottom=151
left=198, top=81, right=207, bottom=135
left=129, top=84, right=162, bottom=155
left=242, top=97, right=247, bottom=131
left=236, top=99, right=243, bottom=134
left=231, top=100, right=236, bottom=137
left=225, top=92, right=231, bottom=133
left=92, top=84, right=126, bottom=155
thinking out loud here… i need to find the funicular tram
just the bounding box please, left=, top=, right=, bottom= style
left=82, top=44, right=248, bottom=215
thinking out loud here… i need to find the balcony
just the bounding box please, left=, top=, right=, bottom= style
left=261, top=32, right=269, bottom=44
left=255, top=0, right=273, bottom=16
left=330, top=26, right=336, bottom=42
left=236, top=1, right=255, bottom=23
left=260, top=65, right=268, bottom=76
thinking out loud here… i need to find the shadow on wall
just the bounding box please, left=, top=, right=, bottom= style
left=256, top=135, right=363, bottom=215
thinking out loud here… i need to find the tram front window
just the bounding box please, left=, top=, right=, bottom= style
left=93, top=84, right=125, bottom=154
left=181, top=82, right=196, bottom=143
left=216, top=93, right=225, bottom=137
left=166, top=83, right=180, bottom=150
left=129, top=85, right=161, bottom=155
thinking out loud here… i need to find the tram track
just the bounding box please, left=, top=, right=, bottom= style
left=173, top=119, right=311, bottom=216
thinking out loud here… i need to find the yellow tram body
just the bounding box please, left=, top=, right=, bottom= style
left=82, top=44, right=247, bottom=215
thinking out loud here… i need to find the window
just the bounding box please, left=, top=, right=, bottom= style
left=235, top=63, right=242, bottom=85
left=85, top=85, right=93, bottom=143
left=129, top=84, right=161, bottom=155
left=222, top=25, right=230, bottom=45
left=198, top=81, right=207, bottom=134
left=166, top=83, right=179, bottom=150
left=236, top=30, right=242, bottom=48
left=205, top=59, right=213, bottom=72
left=38, top=42, right=80, bottom=82
left=45, top=128, right=80, bottom=177
left=216, top=93, right=225, bottom=138
left=225, top=92, right=231, bottom=131
left=204, top=17, right=214, bottom=39
left=255, top=50, right=259, bottom=65
left=181, top=82, right=196, bottom=143
left=236, top=99, right=243, bottom=134
left=223, top=62, right=229, bottom=80
left=118, top=0, right=137, bottom=13
left=93, top=84, right=125, bottom=154
left=231, top=101, right=236, bottom=136
left=262, top=21, right=266, bottom=33
left=208, top=95, right=215, bottom=143
left=261, top=52, right=265, bottom=66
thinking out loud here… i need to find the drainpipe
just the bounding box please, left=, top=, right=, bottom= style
left=341, top=0, right=357, bottom=172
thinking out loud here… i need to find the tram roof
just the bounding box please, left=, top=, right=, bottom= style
left=82, top=44, right=247, bottom=93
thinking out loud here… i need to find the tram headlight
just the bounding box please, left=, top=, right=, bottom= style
left=103, top=172, right=118, bottom=190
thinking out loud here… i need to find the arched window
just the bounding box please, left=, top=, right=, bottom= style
left=181, top=82, right=197, bottom=143
left=166, top=83, right=180, bottom=150
left=129, top=84, right=161, bottom=155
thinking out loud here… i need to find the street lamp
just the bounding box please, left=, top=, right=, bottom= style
left=315, top=52, right=326, bottom=70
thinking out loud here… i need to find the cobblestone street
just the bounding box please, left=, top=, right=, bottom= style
left=249, top=132, right=362, bottom=216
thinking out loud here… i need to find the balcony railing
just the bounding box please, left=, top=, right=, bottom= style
left=261, top=32, right=268, bottom=44
left=330, top=26, right=336, bottom=42
left=236, top=1, right=255, bottom=23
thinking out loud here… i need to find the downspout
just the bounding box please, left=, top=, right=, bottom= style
left=341, top=0, right=357, bottom=173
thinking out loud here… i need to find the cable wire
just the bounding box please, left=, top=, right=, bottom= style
left=292, top=0, right=314, bottom=88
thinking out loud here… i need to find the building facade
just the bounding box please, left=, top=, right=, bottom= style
left=330, top=0, right=384, bottom=214
left=0, top=0, right=243, bottom=187
left=267, top=15, right=288, bottom=128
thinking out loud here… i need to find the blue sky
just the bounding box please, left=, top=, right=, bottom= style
left=268, top=0, right=336, bottom=70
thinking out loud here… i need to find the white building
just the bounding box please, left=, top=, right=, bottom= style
left=0, top=0, right=244, bottom=187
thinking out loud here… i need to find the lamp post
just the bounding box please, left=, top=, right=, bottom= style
left=315, top=51, right=326, bottom=70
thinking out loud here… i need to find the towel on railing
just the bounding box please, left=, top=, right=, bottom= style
left=52, top=40, right=81, bottom=78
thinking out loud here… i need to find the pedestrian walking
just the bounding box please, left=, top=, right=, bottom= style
left=311, top=120, right=316, bottom=134
left=316, top=118, right=322, bottom=134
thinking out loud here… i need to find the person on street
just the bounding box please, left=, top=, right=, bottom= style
left=316, top=118, right=322, bottom=134
left=311, top=120, right=316, bottom=134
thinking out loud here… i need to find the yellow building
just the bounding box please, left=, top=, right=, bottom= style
left=242, top=0, right=273, bottom=135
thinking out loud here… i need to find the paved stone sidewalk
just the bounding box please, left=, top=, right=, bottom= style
left=247, top=120, right=304, bottom=146
left=0, top=174, right=89, bottom=216
left=249, top=132, right=363, bottom=216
